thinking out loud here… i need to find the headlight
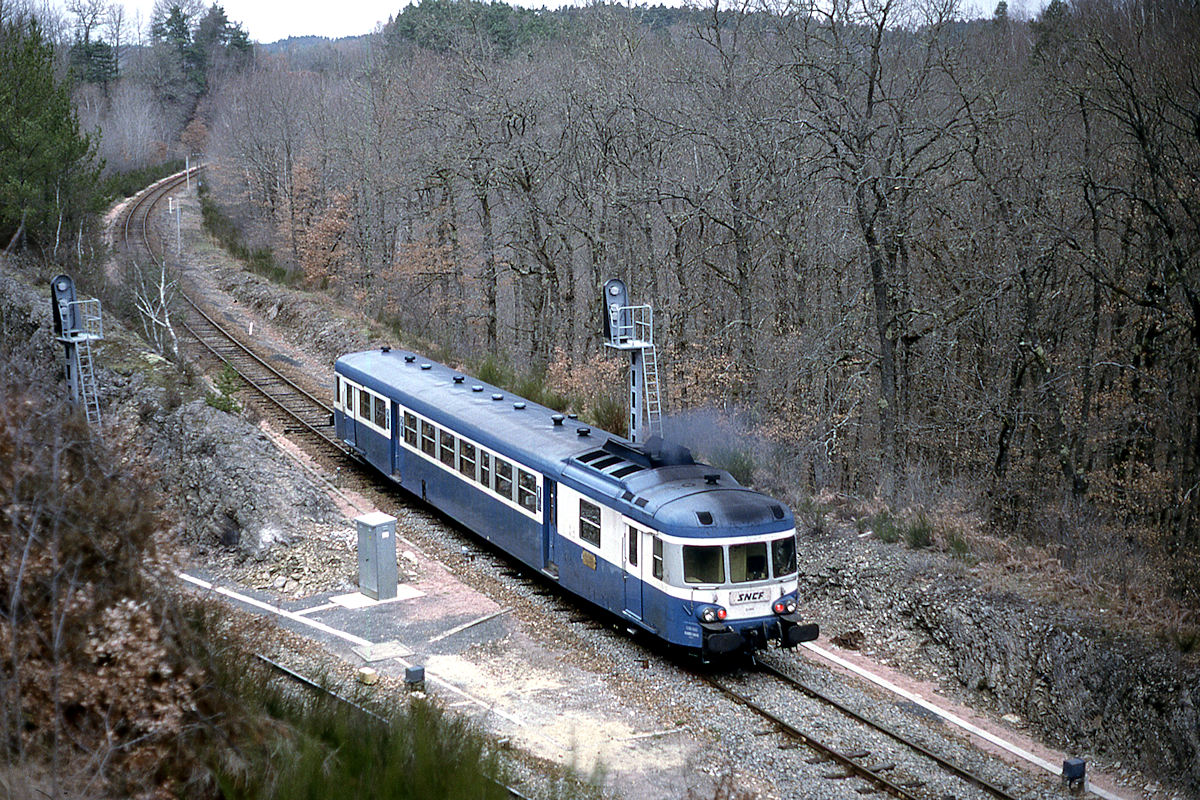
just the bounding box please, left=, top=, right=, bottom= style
left=773, top=597, right=797, bottom=615
left=697, top=605, right=727, bottom=623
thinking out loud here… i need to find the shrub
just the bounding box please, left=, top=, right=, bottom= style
left=205, top=364, right=242, bottom=413
left=199, top=184, right=294, bottom=285
left=905, top=513, right=934, bottom=549
left=869, top=510, right=901, bottom=543
left=213, top=658, right=511, bottom=800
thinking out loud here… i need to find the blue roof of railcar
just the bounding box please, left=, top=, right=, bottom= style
left=336, top=349, right=793, bottom=538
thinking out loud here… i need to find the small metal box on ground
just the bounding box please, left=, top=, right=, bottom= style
left=356, top=511, right=398, bottom=600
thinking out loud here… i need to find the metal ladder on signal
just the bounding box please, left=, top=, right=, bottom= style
left=75, top=337, right=101, bottom=425
left=643, top=345, right=662, bottom=438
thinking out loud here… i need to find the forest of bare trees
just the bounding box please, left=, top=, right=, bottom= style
left=195, top=0, right=1199, bottom=609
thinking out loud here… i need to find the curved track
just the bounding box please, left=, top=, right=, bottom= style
left=120, top=168, right=348, bottom=458
left=121, top=172, right=1037, bottom=800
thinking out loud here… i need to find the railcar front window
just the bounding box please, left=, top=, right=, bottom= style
left=495, top=458, right=513, bottom=500
left=517, top=470, right=537, bottom=512
left=403, top=412, right=418, bottom=447
left=579, top=500, right=601, bottom=547
left=421, top=421, right=436, bottom=457
left=335, top=377, right=341, bottom=409
left=772, top=536, right=797, bottom=577
left=374, top=396, right=387, bottom=430
left=729, top=541, right=768, bottom=583
left=359, top=389, right=371, bottom=420
left=459, top=441, right=477, bottom=480
left=683, top=545, right=725, bottom=584
left=440, top=430, right=455, bottom=467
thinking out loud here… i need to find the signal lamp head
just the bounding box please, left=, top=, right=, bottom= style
left=773, top=596, right=798, bottom=616
left=697, top=605, right=727, bottom=624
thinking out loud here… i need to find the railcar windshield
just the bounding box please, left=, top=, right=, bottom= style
left=683, top=545, right=725, bottom=584
left=772, top=535, right=797, bottom=577
left=730, top=541, right=768, bottom=583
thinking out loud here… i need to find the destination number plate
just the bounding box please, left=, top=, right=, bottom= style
left=731, top=588, right=768, bottom=605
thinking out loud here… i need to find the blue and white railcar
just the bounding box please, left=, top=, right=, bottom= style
left=333, top=348, right=818, bottom=657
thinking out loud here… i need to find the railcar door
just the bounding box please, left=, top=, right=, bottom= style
left=622, top=524, right=644, bottom=620
left=342, top=382, right=357, bottom=448
left=541, top=480, right=557, bottom=578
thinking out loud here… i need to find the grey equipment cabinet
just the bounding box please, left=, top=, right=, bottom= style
left=356, top=511, right=398, bottom=600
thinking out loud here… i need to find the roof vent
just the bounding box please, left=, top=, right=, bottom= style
left=492, top=393, right=503, bottom=401
left=577, top=426, right=591, bottom=436
left=697, top=511, right=714, bottom=525
left=704, top=474, right=720, bottom=485
left=420, top=363, right=432, bottom=370
left=453, top=375, right=465, bottom=384
left=381, top=345, right=390, bottom=353
left=404, top=355, right=416, bottom=363
left=551, top=414, right=564, bottom=426
left=567, top=413, right=578, bottom=420
left=771, top=504, right=785, bottom=520
left=472, top=385, right=483, bottom=392
left=513, top=402, right=526, bottom=410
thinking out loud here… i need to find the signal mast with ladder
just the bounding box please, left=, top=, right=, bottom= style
left=50, top=274, right=104, bottom=425
left=602, top=278, right=662, bottom=444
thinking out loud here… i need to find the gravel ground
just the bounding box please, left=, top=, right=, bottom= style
left=149, top=184, right=1188, bottom=800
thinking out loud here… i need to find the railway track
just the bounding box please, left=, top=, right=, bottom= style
left=120, top=173, right=1049, bottom=800
left=703, top=660, right=1027, bottom=800
left=119, top=166, right=350, bottom=459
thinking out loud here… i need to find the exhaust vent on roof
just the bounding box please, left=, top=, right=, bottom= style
left=696, top=511, right=714, bottom=525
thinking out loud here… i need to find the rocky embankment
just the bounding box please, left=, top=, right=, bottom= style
left=1, top=258, right=342, bottom=574
left=797, top=533, right=1199, bottom=796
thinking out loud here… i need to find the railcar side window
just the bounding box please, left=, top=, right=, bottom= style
left=459, top=441, right=477, bottom=480
left=772, top=536, right=797, bottom=577
left=627, top=526, right=638, bottom=567
left=652, top=536, right=663, bottom=580
left=495, top=458, right=513, bottom=500
left=579, top=500, right=601, bottom=547
left=683, top=545, right=725, bottom=584
left=359, top=388, right=371, bottom=420
left=403, top=412, right=418, bottom=447
left=335, top=377, right=341, bottom=409
left=374, top=396, right=387, bottom=430
left=421, top=420, right=437, bottom=457
left=479, top=451, right=491, bottom=489
left=345, top=385, right=355, bottom=416
left=729, top=541, right=768, bottom=583
left=517, top=470, right=537, bottom=512
left=439, top=430, right=456, bottom=467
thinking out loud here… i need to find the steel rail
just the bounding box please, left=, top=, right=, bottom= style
left=175, top=293, right=350, bottom=456
left=758, top=660, right=1022, bottom=800
left=703, top=675, right=925, bottom=800
left=253, top=653, right=534, bottom=800
left=119, top=167, right=350, bottom=458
